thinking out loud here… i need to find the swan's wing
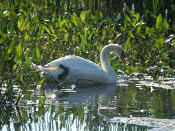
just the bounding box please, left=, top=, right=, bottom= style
left=75, top=79, right=106, bottom=86
left=62, top=56, right=110, bottom=83
left=44, top=55, right=110, bottom=84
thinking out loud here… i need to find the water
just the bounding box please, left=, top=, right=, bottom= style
left=1, top=73, right=175, bottom=131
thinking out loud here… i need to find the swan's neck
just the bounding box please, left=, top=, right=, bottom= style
left=100, top=44, right=123, bottom=82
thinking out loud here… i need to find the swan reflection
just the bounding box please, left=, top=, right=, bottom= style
left=43, top=83, right=117, bottom=104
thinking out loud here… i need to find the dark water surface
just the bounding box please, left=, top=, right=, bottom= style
left=1, top=74, right=175, bottom=131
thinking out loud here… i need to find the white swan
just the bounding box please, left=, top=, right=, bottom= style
left=40, top=44, right=125, bottom=85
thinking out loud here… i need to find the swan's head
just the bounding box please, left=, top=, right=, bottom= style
left=42, top=64, right=68, bottom=82
left=100, top=44, right=126, bottom=83
left=101, top=44, right=126, bottom=63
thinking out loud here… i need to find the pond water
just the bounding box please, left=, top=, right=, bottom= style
left=1, top=73, right=175, bottom=131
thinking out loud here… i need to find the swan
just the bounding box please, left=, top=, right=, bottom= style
left=39, top=44, right=125, bottom=85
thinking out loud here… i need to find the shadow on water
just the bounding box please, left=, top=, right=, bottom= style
left=1, top=75, right=175, bottom=131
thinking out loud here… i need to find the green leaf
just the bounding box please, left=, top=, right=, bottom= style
left=8, top=41, right=15, bottom=55
left=24, top=32, right=30, bottom=41
left=156, top=14, right=162, bottom=29
left=80, top=11, right=86, bottom=23
left=35, top=45, right=40, bottom=61
left=125, top=15, right=131, bottom=23
left=49, top=24, right=55, bottom=34
left=124, top=37, right=131, bottom=50
left=25, top=55, right=31, bottom=71
left=18, top=16, right=25, bottom=31
left=162, top=19, right=169, bottom=31
left=44, top=25, right=51, bottom=34
left=82, top=35, right=87, bottom=46
left=72, top=13, right=80, bottom=26
left=135, top=13, right=140, bottom=22
left=64, top=32, right=69, bottom=41
left=39, top=97, right=45, bottom=106
left=155, top=37, right=164, bottom=48
left=101, top=30, right=106, bottom=41
left=16, top=43, right=22, bottom=59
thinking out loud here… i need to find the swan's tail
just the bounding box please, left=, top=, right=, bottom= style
left=31, top=63, right=54, bottom=79
left=31, top=63, right=44, bottom=72
left=31, top=63, right=65, bottom=82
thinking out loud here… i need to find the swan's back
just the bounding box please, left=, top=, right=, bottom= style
left=45, top=55, right=111, bottom=84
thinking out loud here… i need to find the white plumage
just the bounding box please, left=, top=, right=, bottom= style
left=40, top=44, right=125, bottom=85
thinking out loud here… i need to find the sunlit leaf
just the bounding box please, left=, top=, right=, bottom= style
left=64, top=32, right=69, bottom=41
left=125, top=15, right=131, bottom=23
left=35, top=45, right=41, bottom=61
left=124, top=37, right=131, bottom=50
left=162, top=19, right=169, bottom=31
left=24, top=33, right=30, bottom=41
left=49, top=24, right=55, bottom=34
left=25, top=55, right=31, bottom=71
left=39, top=97, right=45, bottom=105
left=18, top=16, right=25, bottom=31
left=80, top=11, right=86, bottom=23
left=72, top=13, right=79, bottom=26
left=135, top=13, right=140, bottom=22
left=156, top=14, right=162, bottom=29
left=155, top=37, right=164, bottom=48
left=16, top=43, right=23, bottom=59
left=44, top=25, right=51, bottom=34
left=19, top=73, right=24, bottom=82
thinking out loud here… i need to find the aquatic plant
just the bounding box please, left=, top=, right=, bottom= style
left=0, top=0, right=175, bottom=115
